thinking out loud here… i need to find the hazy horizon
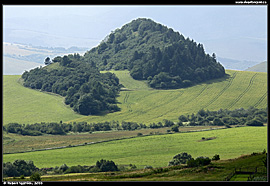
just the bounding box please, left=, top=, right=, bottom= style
left=3, top=5, right=267, bottom=62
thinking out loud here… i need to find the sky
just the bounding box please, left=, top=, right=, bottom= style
left=3, top=5, right=267, bottom=62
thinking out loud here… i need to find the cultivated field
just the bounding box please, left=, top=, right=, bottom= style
left=3, top=126, right=267, bottom=168
left=70, top=70, right=267, bottom=124
left=3, top=70, right=267, bottom=125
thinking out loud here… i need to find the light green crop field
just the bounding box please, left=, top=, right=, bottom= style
left=70, top=70, right=267, bottom=124
left=3, top=75, right=81, bottom=125
left=3, top=126, right=267, bottom=168
left=3, top=70, right=267, bottom=125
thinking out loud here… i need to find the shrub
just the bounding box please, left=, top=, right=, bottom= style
left=245, top=119, right=263, bottom=126
left=187, top=156, right=211, bottom=167
left=196, top=156, right=211, bottom=166
left=59, top=164, right=69, bottom=172
left=213, top=118, right=224, bottom=126
left=178, top=115, right=188, bottom=122
left=168, top=152, right=192, bottom=166
left=30, top=172, right=41, bottom=181
left=96, top=159, right=118, bottom=172
left=212, top=154, right=220, bottom=161
left=64, top=165, right=85, bottom=174
left=171, top=125, right=179, bottom=132
left=187, top=158, right=197, bottom=167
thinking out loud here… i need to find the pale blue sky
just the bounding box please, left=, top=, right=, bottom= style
left=3, top=5, right=267, bottom=61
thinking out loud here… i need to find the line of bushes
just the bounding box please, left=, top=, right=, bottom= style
left=2, top=120, right=172, bottom=136
left=178, top=107, right=267, bottom=127
left=3, top=107, right=266, bottom=136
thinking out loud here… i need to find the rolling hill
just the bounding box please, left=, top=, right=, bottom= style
left=84, top=18, right=225, bottom=89
left=3, top=69, right=267, bottom=125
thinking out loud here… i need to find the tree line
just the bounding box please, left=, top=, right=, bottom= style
left=178, top=107, right=267, bottom=127
left=3, top=121, right=163, bottom=136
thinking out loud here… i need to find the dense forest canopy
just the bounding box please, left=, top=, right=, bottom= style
left=21, top=54, right=121, bottom=115
left=84, top=18, right=226, bottom=89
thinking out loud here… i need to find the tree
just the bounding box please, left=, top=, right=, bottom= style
left=178, top=115, right=188, bottom=122
left=212, top=154, right=220, bottom=161
left=44, top=57, right=51, bottom=65
left=212, top=53, right=216, bottom=60
left=59, top=164, right=69, bottom=172
left=61, top=55, right=71, bottom=66
left=245, top=118, right=263, bottom=126
left=187, top=156, right=211, bottom=167
left=3, top=160, right=37, bottom=177
left=3, top=162, right=19, bottom=177
left=96, top=159, right=118, bottom=172
left=213, top=118, right=224, bottom=126
left=168, top=152, right=192, bottom=166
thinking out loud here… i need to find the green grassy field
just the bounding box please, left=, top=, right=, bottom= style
left=3, top=126, right=267, bottom=169
left=3, top=75, right=81, bottom=125
left=3, top=126, right=226, bottom=154
left=3, top=70, right=267, bottom=125
left=70, top=70, right=267, bottom=124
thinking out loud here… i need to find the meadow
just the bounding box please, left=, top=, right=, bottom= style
left=70, top=70, right=267, bottom=124
left=3, top=75, right=81, bottom=125
left=3, top=70, right=267, bottom=125
left=3, top=126, right=267, bottom=169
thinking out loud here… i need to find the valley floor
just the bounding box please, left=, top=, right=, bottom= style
left=3, top=126, right=267, bottom=169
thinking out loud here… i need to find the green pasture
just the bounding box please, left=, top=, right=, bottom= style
left=3, top=126, right=267, bottom=168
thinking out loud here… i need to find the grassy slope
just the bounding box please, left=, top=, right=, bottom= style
left=3, top=75, right=81, bottom=125
left=3, top=70, right=267, bottom=125
left=3, top=126, right=267, bottom=168
left=245, top=61, right=267, bottom=72
left=70, top=70, right=267, bottom=124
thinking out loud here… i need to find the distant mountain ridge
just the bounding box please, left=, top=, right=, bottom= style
left=84, top=18, right=225, bottom=89
left=217, top=57, right=263, bottom=71
left=245, top=61, right=267, bottom=72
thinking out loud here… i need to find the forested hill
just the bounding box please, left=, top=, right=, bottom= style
left=84, top=18, right=225, bottom=89
left=21, top=55, right=121, bottom=116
